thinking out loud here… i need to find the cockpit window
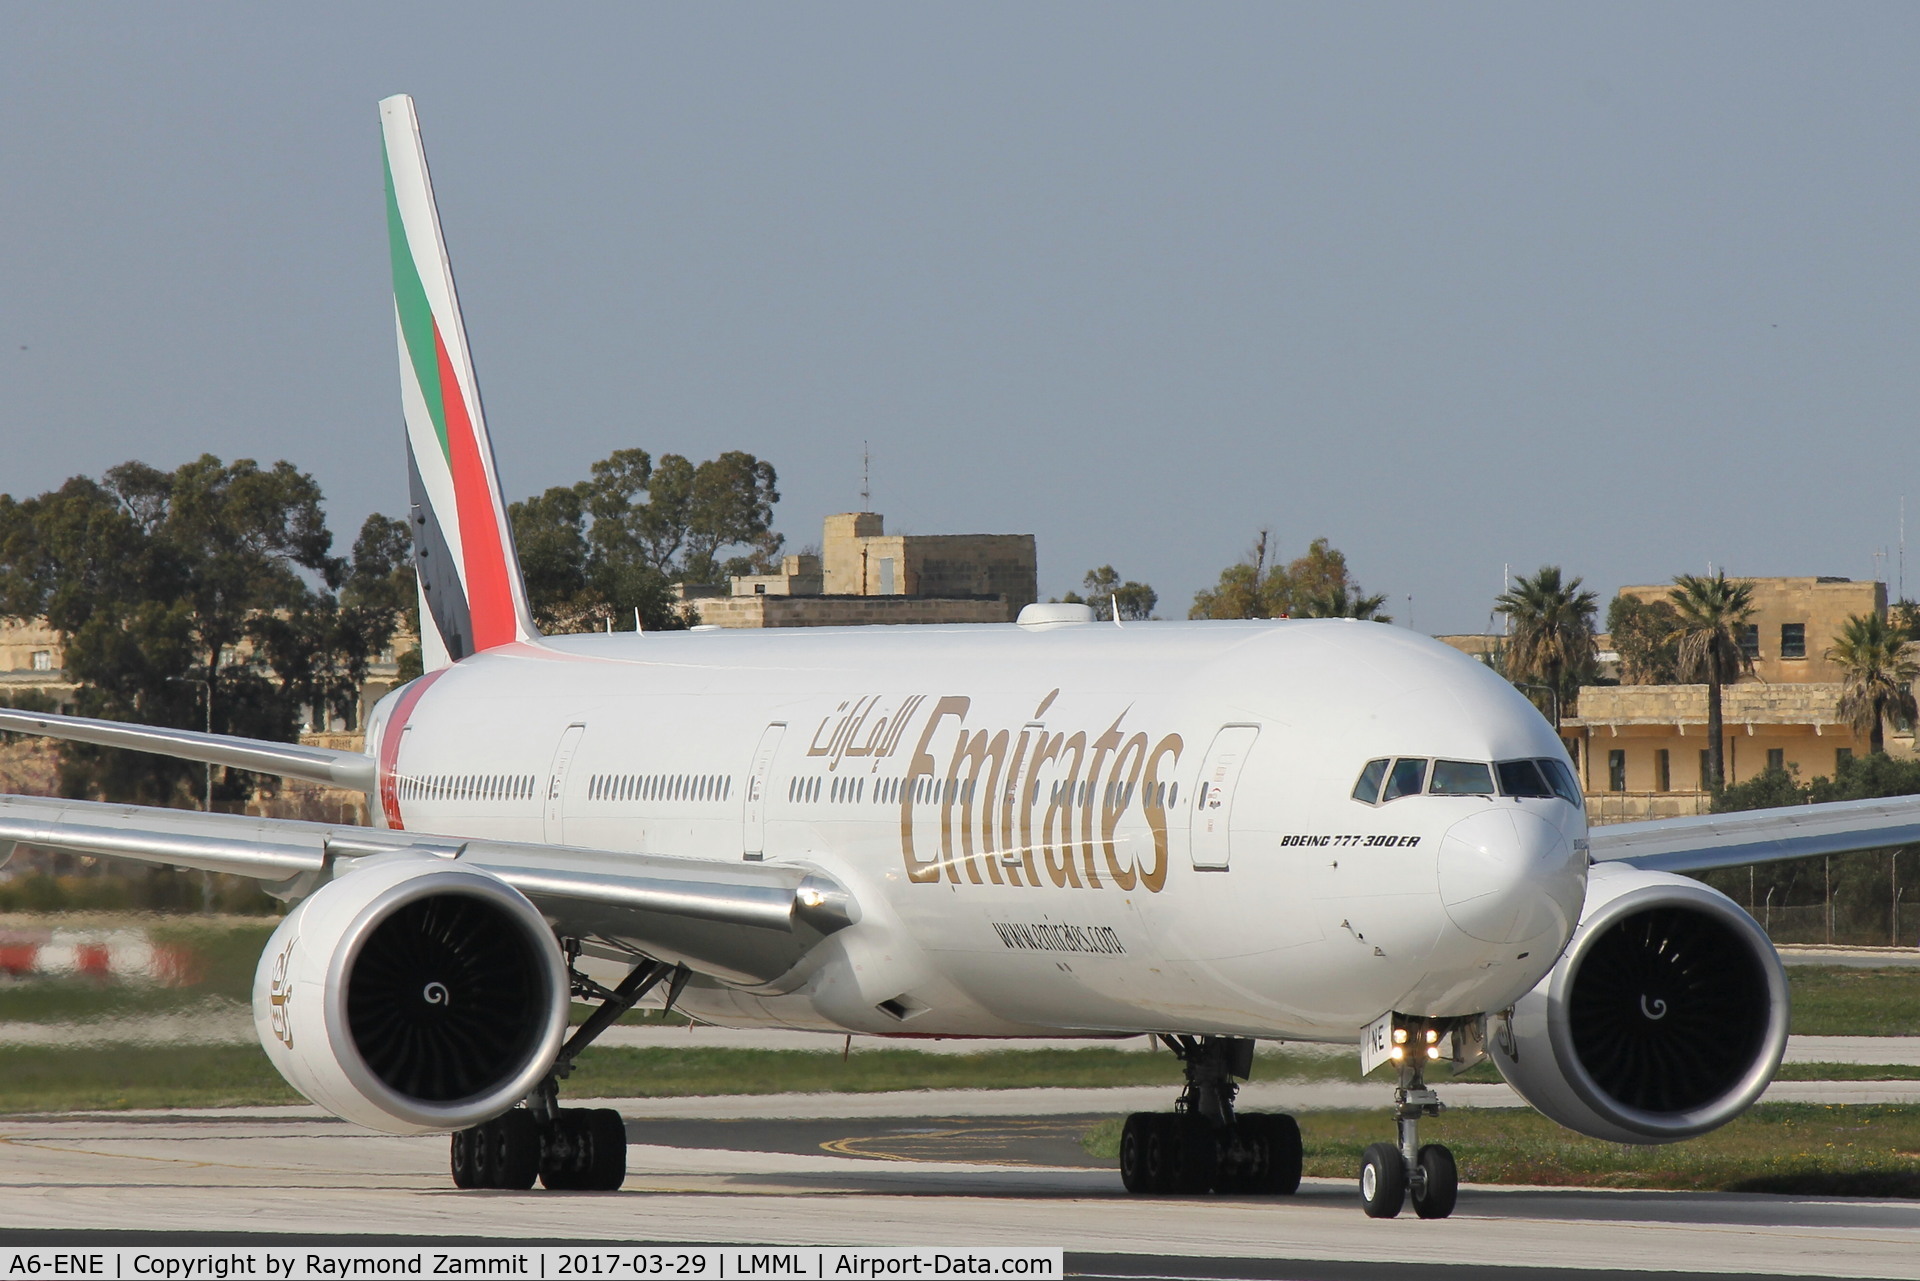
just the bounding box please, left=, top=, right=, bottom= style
left=1496, top=759, right=1555, bottom=798
left=1352, top=758, right=1389, bottom=805
left=1429, top=760, right=1495, bottom=796
left=1538, top=757, right=1583, bottom=806
left=1381, top=757, right=1428, bottom=802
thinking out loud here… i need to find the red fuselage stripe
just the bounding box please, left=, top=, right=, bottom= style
left=376, top=668, right=447, bottom=830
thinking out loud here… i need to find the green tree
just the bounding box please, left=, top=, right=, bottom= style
left=1294, top=582, right=1392, bottom=622
left=0, top=458, right=404, bottom=804
left=1668, top=571, right=1756, bottom=792
left=1606, top=593, right=1682, bottom=685
left=1494, top=567, right=1598, bottom=728
left=1892, top=598, right=1920, bottom=643
left=1189, top=533, right=1378, bottom=620
left=508, top=446, right=786, bottom=633
left=250, top=514, right=416, bottom=732
left=1061, top=566, right=1157, bottom=621
left=1828, top=611, right=1920, bottom=756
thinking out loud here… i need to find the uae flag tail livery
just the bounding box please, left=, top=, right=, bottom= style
left=380, top=94, right=538, bottom=669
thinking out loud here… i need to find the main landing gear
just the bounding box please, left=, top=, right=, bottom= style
left=1360, top=1024, right=1458, bottom=1220
left=1118, top=1035, right=1302, bottom=1196
left=451, top=951, right=688, bottom=1192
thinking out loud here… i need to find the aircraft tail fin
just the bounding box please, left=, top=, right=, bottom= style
left=379, top=94, right=539, bottom=668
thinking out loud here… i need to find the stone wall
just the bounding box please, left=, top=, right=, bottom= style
left=692, top=595, right=1017, bottom=628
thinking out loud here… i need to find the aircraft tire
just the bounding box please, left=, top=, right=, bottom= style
left=1411, top=1143, right=1457, bottom=1219
left=1169, top=1116, right=1219, bottom=1194
left=1359, top=1142, right=1405, bottom=1219
left=1119, top=1113, right=1157, bottom=1193
left=583, top=1108, right=628, bottom=1192
left=450, top=1127, right=480, bottom=1189
left=539, top=1111, right=590, bottom=1191
left=494, top=1110, right=541, bottom=1190
left=1248, top=1114, right=1302, bottom=1195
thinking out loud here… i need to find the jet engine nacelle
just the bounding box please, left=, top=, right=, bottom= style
left=1491, top=861, right=1788, bottom=1144
left=252, top=852, right=568, bottom=1134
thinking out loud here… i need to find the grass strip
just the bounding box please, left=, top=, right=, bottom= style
left=1082, top=1102, right=1920, bottom=1197
left=1787, top=966, right=1920, bottom=1035
left=4, top=1037, right=1919, bottom=1115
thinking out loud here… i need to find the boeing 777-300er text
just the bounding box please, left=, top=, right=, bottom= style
left=5, top=95, right=1920, bottom=1218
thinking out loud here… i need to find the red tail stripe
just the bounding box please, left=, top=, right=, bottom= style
left=433, top=322, right=517, bottom=651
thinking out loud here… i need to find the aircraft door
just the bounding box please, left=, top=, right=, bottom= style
left=742, top=723, right=786, bottom=860
left=543, top=723, right=587, bottom=843
left=1189, top=725, right=1259, bottom=870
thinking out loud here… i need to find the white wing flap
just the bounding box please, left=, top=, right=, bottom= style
left=1588, top=794, right=1920, bottom=874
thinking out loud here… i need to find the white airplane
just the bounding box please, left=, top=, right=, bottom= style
left=5, top=95, right=1920, bottom=1219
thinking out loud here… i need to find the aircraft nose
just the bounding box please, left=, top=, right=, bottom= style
left=1437, top=808, right=1585, bottom=945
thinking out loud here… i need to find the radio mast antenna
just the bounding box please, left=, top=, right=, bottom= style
left=860, top=441, right=871, bottom=511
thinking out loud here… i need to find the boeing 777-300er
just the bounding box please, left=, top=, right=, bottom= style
left=5, top=95, right=1920, bottom=1219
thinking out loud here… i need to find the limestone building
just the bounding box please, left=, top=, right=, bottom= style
left=1563, top=578, right=1898, bottom=820
left=688, top=512, right=1038, bottom=629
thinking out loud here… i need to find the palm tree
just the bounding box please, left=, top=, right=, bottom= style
left=1828, top=612, right=1920, bottom=755
left=1494, top=567, right=1598, bottom=730
left=1667, top=572, right=1756, bottom=791
left=1294, top=583, right=1392, bottom=622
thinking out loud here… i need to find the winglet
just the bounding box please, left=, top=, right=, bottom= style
left=379, top=94, right=539, bottom=666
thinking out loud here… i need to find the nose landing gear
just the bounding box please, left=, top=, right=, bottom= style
left=1360, top=1029, right=1459, bottom=1219
left=1117, top=1035, right=1302, bottom=1197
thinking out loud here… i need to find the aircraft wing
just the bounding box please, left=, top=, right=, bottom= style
left=0, top=793, right=854, bottom=986
left=0, top=707, right=374, bottom=791
left=1587, top=793, right=1920, bottom=875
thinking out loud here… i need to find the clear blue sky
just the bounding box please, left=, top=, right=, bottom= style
left=4, top=4, right=1917, bottom=633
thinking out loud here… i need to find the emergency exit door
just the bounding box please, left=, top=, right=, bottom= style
left=1189, top=725, right=1259, bottom=870
left=543, top=723, right=586, bottom=843
left=742, top=723, right=786, bottom=860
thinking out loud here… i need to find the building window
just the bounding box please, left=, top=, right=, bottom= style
left=1837, top=747, right=1854, bottom=771
left=1654, top=749, right=1670, bottom=793
left=754, top=582, right=767, bottom=595
left=879, top=558, right=896, bottom=595
left=30, top=650, right=51, bottom=671
left=1607, top=750, right=1626, bottom=793
left=1699, top=749, right=1712, bottom=791
left=1780, top=623, right=1806, bottom=660
left=1737, top=624, right=1760, bottom=662
left=1766, top=747, right=1785, bottom=773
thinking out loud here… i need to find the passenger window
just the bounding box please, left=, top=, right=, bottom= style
left=1352, top=759, right=1389, bottom=805
left=1429, top=760, right=1495, bottom=796
left=1382, top=758, right=1428, bottom=802
left=1537, top=758, right=1584, bottom=806
left=1496, top=759, right=1554, bottom=798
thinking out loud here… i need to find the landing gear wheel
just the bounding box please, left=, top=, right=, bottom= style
left=583, top=1107, right=628, bottom=1191
left=451, top=1127, right=480, bottom=1189
left=539, top=1110, right=590, bottom=1190
left=1119, top=1113, right=1157, bottom=1193
left=1359, top=1142, right=1406, bottom=1219
left=1169, top=1116, right=1219, bottom=1194
left=1246, top=1114, right=1302, bottom=1196
left=451, top=1111, right=538, bottom=1191
left=1411, top=1143, right=1457, bottom=1219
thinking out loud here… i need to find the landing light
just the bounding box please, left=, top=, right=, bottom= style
left=1392, top=1028, right=1409, bottom=1045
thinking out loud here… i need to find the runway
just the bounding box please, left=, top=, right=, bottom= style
left=0, top=1104, right=1915, bottom=1280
